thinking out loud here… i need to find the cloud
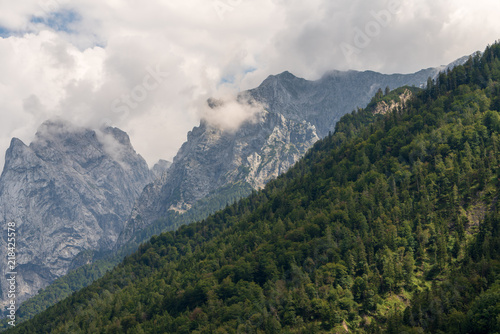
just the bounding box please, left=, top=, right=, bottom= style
left=200, top=94, right=267, bottom=132
left=95, top=128, right=130, bottom=169
left=0, top=0, right=499, bottom=170
left=258, top=0, right=500, bottom=78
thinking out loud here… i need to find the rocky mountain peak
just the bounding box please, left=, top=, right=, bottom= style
left=102, top=126, right=133, bottom=147
left=117, top=109, right=319, bottom=246
left=2, top=138, right=31, bottom=171
left=0, top=119, right=153, bottom=308
left=273, top=70, right=299, bottom=81
left=257, top=71, right=307, bottom=95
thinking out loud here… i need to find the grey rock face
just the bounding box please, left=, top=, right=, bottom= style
left=0, top=120, right=152, bottom=307
left=151, top=159, right=172, bottom=179
left=118, top=110, right=319, bottom=245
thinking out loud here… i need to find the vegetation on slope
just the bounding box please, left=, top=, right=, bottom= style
left=0, top=181, right=252, bottom=330
left=7, top=42, right=500, bottom=333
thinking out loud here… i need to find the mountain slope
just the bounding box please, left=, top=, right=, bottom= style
left=119, top=60, right=465, bottom=247
left=9, top=44, right=500, bottom=333
left=2, top=56, right=467, bottom=328
left=0, top=120, right=152, bottom=307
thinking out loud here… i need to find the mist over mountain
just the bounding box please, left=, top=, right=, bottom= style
left=151, top=160, right=171, bottom=179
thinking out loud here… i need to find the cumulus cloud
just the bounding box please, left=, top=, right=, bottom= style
left=0, top=0, right=499, bottom=170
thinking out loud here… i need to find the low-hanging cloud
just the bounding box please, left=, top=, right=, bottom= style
left=200, top=94, right=267, bottom=132
left=0, top=0, right=499, bottom=170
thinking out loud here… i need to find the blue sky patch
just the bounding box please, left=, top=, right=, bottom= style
left=244, top=67, right=257, bottom=74
left=0, top=26, right=11, bottom=38
left=31, top=9, right=80, bottom=33
left=220, top=76, right=235, bottom=85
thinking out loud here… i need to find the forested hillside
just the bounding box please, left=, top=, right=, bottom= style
left=0, top=181, right=253, bottom=329
left=8, top=42, right=500, bottom=333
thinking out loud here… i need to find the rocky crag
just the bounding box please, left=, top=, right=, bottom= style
left=0, top=120, right=152, bottom=307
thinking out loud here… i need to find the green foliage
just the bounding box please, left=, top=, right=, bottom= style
left=0, top=182, right=253, bottom=330
left=0, top=253, right=118, bottom=330
left=7, top=42, right=500, bottom=333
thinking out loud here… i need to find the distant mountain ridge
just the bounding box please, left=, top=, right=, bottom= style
left=247, top=64, right=463, bottom=138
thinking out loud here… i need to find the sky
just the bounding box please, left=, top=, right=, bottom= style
left=0, top=0, right=499, bottom=170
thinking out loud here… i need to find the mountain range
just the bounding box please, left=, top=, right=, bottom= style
left=6, top=43, right=500, bottom=333
left=0, top=56, right=467, bottom=316
left=118, top=60, right=466, bottom=247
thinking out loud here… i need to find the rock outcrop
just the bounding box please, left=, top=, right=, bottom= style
left=151, top=159, right=172, bottom=179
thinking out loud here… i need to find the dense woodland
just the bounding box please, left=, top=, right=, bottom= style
left=0, top=170, right=253, bottom=329
left=6, top=42, right=500, bottom=333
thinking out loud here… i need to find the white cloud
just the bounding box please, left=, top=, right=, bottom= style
left=0, top=0, right=499, bottom=170
left=200, top=94, right=267, bottom=132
